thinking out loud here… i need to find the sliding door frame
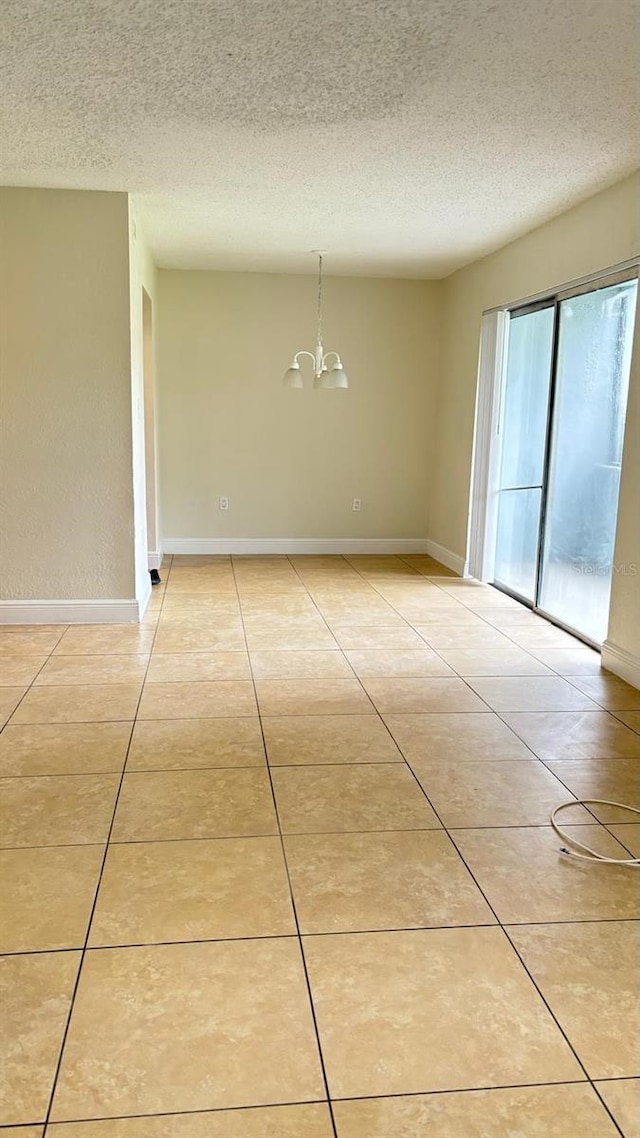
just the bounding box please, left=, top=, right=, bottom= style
left=467, top=258, right=639, bottom=645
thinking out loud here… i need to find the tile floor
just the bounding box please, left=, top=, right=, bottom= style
left=1, top=554, right=639, bottom=1137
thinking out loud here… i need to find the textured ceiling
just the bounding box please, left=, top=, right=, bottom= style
left=2, top=0, right=639, bottom=277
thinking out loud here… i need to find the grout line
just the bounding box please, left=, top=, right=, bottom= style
left=0, top=626, right=71, bottom=734
left=5, top=914, right=640, bottom=959
left=231, top=554, right=340, bottom=1138
left=2, top=816, right=635, bottom=854
left=29, top=1075, right=640, bottom=1130
left=41, top=573, right=168, bottom=1129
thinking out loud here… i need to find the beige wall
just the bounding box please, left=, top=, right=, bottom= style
left=157, top=271, right=441, bottom=540
left=0, top=187, right=137, bottom=601
left=430, top=172, right=640, bottom=560
left=607, top=307, right=640, bottom=666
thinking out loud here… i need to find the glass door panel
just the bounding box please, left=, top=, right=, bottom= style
left=493, top=305, right=554, bottom=602
left=538, top=280, right=638, bottom=644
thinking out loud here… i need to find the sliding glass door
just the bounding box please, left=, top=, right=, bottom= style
left=494, top=273, right=638, bottom=646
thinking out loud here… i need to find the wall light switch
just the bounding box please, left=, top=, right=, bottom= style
left=352, top=498, right=362, bottom=512
left=219, top=496, right=229, bottom=511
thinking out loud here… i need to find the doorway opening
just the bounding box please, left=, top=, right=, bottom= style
left=470, top=267, right=638, bottom=648
left=142, top=287, right=160, bottom=576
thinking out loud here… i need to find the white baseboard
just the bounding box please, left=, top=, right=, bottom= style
left=0, top=599, right=142, bottom=625
left=601, top=640, right=640, bottom=690
left=424, top=540, right=468, bottom=577
left=163, top=538, right=432, bottom=556
left=148, top=549, right=163, bottom=571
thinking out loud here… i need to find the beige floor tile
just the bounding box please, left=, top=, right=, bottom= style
left=90, top=837, right=295, bottom=945
left=414, top=624, right=513, bottom=649
left=438, top=647, right=553, bottom=676
left=145, top=651, right=250, bottom=682
left=0, top=656, right=47, bottom=686
left=127, top=717, right=265, bottom=770
left=545, top=759, right=640, bottom=822
left=0, top=950, right=80, bottom=1125
left=53, top=627, right=155, bottom=656
left=0, top=845, right=103, bottom=952
left=165, top=577, right=236, bottom=594
left=35, top=655, right=149, bottom=686
left=402, top=556, right=456, bottom=577
left=46, top=1103, right=334, bottom=1137
left=160, top=594, right=241, bottom=615
left=256, top=678, right=373, bottom=716
left=503, top=625, right=585, bottom=649
left=262, top=714, right=402, bottom=765
left=331, top=625, right=426, bottom=650
left=157, top=611, right=242, bottom=631
left=483, top=610, right=555, bottom=628
left=153, top=627, right=246, bottom=652
left=595, top=1079, right=640, bottom=1138
left=344, top=649, right=454, bottom=678
left=10, top=684, right=141, bottom=725
left=246, top=629, right=338, bottom=650
left=527, top=647, right=604, bottom=674
left=454, top=825, right=640, bottom=921
left=395, top=603, right=473, bottom=624
left=0, top=774, right=119, bottom=848
left=285, top=830, right=494, bottom=933
left=243, top=615, right=328, bottom=634
left=509, top=922, right=640, bottom=1078
left=384, top=712, right=533, bottom=762
left=51, top=939, right=324, bottom=1119
left=250, top=650, right=352, bottom=679
left=137, top=680, right=257, bottom=720
left=468, top=676, right=599, bottom=713
left=0, top=688, right=27, bottom=727
left=0, top=722, right=132, bottom=776
left=0, top=631, right=63, bottom=656
left=608, top=824, right=640, bottom=856
left=333, top=1084, right=621, bottom=1137
left=111, top=768, right=277, bottom=841
left=409, top=759, right=588, bottom=827
left=502, top=711, right=640, bottom=759
left=568, top=674, right=640, bottom=710
left=362, top=677, right=488, bottom=714
left=614, top=710, right=640, bottom=733
left=272, top=764, right=440, bottom=833
left=304, top=926, right=581, bottom=1098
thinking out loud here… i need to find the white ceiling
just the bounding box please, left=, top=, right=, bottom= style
left=2, top=0, right=639, bottom=277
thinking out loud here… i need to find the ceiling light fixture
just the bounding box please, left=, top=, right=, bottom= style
left=282, top=251, right=349, bottom=390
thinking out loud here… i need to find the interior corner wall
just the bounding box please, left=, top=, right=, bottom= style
left=429, top=172, right=640, bottom=566
left=156, top=271, right=441, bottom=544
left=0, top=187, right=137, bottom=604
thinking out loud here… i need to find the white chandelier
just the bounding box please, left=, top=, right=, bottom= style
left=282, top=252, right=349, bottom=389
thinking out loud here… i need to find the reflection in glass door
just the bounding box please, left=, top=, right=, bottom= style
left=539, top=280, right=638, bottom=643
left=493, top=274, right=638, bottom=646
left=494, top=305, right=554, bottom=602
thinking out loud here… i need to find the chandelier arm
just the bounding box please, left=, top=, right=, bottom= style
left=294, top=350, right=316, bottom=365
left=322, top=351, right=341, bottom=366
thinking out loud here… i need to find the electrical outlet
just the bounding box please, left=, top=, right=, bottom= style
left=219, top=496, right=229, bottom=511
left=352, top=498, right=362, bottom=512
